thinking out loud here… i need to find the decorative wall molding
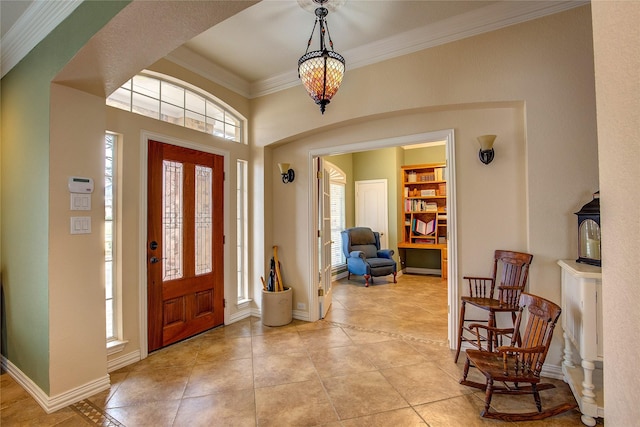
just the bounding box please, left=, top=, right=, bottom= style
left=1, top=0, right=82, bottom=77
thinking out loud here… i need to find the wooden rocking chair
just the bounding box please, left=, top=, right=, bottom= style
left=460, top=292, right=577, bottom=421
left=454, top=250, right=533, bottom=362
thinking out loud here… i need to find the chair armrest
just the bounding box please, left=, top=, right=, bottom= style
left=349, top=250, right=366, bottom=260
left=467, top=323, right=515, bottom=351
left=377, top=249, right=394, bottom=259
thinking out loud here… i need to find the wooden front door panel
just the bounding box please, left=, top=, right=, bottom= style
left=147, top=140, right=224, bottom=352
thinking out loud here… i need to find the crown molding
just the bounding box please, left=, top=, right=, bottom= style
left=227, top=1, right=589, bottom=98
left=1, top=0, right=82, bottom=78
left=165, top=47, right=252, bottom=98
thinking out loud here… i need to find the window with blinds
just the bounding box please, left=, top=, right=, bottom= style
left=327, top=162, right=347, bottom=271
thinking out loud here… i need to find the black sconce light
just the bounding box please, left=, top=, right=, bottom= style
left=278, top=163, right=295, bottom=184
left=477, top=135, right=496, bottom=165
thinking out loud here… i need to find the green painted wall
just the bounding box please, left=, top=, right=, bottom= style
left=403, top=145, right=446, bottom=164
left=0, top=0, right=129, bottom=393
left=352, top=147, right=400, bottom=261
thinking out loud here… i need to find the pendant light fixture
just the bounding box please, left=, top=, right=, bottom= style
left=298, top=0, right=345, bottom=114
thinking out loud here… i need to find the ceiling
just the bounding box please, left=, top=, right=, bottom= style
left=1, top=0, right=587, bottom=97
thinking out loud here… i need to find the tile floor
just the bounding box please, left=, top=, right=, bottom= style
left=1, top=273, right=600, bottom=426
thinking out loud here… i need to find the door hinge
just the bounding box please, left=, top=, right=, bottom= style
left=317, top=230, right=321, bottom=238
left=317, top=170, right=323, bottom=179
left=223, top=235, right=226, bottom=244
left=318, top=288, right=324, bottom=296
left=224, top=299, right=227, bottom=308
left=223, top=171, right=226, bottom=181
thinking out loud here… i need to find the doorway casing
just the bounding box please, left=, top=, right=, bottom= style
left=309, top=129, right=459, bottom=349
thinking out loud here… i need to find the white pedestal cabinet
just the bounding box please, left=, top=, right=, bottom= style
left=557, top=259, right=604, bottom=426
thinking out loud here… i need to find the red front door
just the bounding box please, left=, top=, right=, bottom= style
left=147, top=140, right=224, bottom=352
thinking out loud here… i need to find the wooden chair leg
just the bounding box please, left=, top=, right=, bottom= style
left=364, top=274, right=371, bottom=287
left=481, top=379, right=495, bottom=418
left=532, top=383, right=542, bottom=412
left=454, top=301, right=467, bottom=362
left=393, top=272, right=397, bottom=283
left=462, top=356, right=471, bottom=381
left=347, top=271, right=351, bottom=280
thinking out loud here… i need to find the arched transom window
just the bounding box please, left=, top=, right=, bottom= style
left=107, top=71, right=245, bottom=143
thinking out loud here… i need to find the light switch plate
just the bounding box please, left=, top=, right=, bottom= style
left=70, top=216, right=91, bottom=234
left=71, top=193, right=91, bottom=210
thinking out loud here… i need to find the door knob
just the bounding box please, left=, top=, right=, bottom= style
left=150, top=256, right=161, bottom=264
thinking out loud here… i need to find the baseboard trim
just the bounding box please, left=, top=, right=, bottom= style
left=107, top=350, right=141, bottom=373
left=228, top=308, right=252, bottom=324
left=1, top=355, right=110, bottom=414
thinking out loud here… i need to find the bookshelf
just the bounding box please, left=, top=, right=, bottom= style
left=399, top=163, right=447, bottom=278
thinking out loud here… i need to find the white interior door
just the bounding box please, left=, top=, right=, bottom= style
left=318, top=158, right=333, bottom=317
left=355, top=179, right=389, bottom=248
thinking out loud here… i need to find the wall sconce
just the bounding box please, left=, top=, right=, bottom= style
left=278, top=163, right=295, bottom=184
left=477, top=135, right=496, bottom=165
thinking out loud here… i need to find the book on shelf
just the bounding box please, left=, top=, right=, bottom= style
left=412, top=218, right=435, bottom=235
left=425, top=202, right=438, bottom=212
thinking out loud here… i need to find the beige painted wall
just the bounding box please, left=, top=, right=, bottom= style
left=49, top=84, right=109, bottom=395
left=592, top=1, right=640, bottom=424
left=271, top=105, right=527, bottom=319
left=265, top=6, right=597, bottom=367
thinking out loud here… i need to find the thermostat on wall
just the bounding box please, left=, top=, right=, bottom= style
left=68, top=176, right=94, bottom=193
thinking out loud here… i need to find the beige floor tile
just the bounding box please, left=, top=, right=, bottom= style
left=0, top=376, right=31, bottom=408
left=0, top=397, right=80, bottom=426
left=255, top=378, right=339, bottom=426
left=86, top=370, right=129, bottom=409
left=308, top=345, right=377, bottom=378
left=253, top=352, right=317, bottom=388
left=128, top=339, right=201, bottom=371
left=413, top=393, right=504, bottom=427
left=196, top=318, right=253, bottom=340
left=340, top=407, right=428, bottom=426
left=173, top=389, right=256, bottom=427
left=357, top=340, right=427, bottom=369
left=322, top=370, right=409, bottom=419
left=298, top=326, right=354, bottom=350
left=183, top=358, right=254, bottom=397
left=105, top=366, right=191, bottom=407
left=341, top=326, right=397, bottom=344
left=250, top=316, right=299, bottom=336
left=251, top=330, right=307, bottom=357
left=380, top=361, right=471, bottom=405
left=195, top=336, right=252, bottom=364
left=105, top=400, right=181, bottom=427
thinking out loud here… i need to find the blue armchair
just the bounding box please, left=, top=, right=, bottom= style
left=341, top=227, right=397, bottom=287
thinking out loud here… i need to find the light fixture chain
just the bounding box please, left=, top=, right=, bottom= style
left=324, top=20, right=335, bottom=51
left=304, top=18, right=319, bottom=55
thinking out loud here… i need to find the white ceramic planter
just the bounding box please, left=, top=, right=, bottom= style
left=261, top=287, right=292, bottom=326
